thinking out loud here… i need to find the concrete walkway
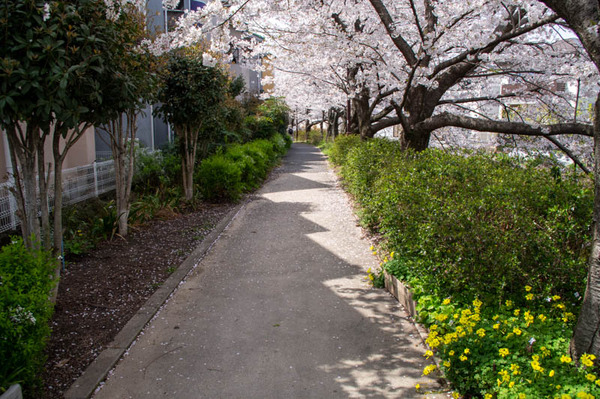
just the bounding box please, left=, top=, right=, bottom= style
left=92, top=143, right=445, bottom=399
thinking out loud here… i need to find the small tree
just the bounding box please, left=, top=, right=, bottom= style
left=98, top=3, right=158, bottom=237
left=1, top=0, right=149, bottom=300
left=156, top=48, right=228, bottom=201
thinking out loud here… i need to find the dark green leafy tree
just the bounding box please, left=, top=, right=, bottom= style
left=156, top=48, right=228, bottom=201
left=97, top=3, right=158, bottom=237
left=0, top=0, right=147, bottom=299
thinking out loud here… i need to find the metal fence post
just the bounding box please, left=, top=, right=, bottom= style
left=93, top=160, right=98, bottom=198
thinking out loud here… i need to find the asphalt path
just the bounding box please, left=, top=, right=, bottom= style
left=92, top=143, right=446, bottom=399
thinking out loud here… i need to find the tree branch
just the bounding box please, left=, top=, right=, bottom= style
left=415, top=111, right=593, bottom=137
left=429, top=14, right=559, bottom=79
left=368, top=0, right=418, bottom=66
left=542, top=135, right=591, bottom=174
left=439, top=93, right=519, bottom=105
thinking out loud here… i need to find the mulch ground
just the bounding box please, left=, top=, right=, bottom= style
left=40, top=202, right=235, bottom=399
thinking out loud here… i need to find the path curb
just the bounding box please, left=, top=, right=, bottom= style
left=64, top=201, right=247, bottom=399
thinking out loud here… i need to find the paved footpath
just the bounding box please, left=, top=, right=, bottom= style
left=92, top=143, right=446, bottom=399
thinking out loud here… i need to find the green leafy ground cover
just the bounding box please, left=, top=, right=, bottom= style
left=327, top=136, right=596, bottom=398
left=0, top=239, right=56, bottom=393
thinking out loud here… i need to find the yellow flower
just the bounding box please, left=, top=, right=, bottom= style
left=519, top=394, right=526, bottom=399
left=586, top=373, right=597, bottom=382
left=423, top=365, right=436, bottom=375
left=390, top=251, right=395, bottom=258
left=525, top=285, right=532, bottom=292
left=424, top=350, right=433, bottom=359
left=473, top=298, right=483, bottom=308
left=460, top=355, right=468, bottom=362
left=563, top=312, right=575, bottom=322
left=553, top=295, right=561, bottom=301
left=436, top=313, right=448, bottom=322
left=538, top=314, right=547, bottom=322
left=561, top=395, right=572, bottom=399
left=499, top=348, right=510, bottom=357
left=493, top=323, right=500, bottom=330
left=549, top=369, right=555, bottom=377
left=514, top=309, right=521, bottom=316
left=464, top=348, right=470, bottom=355
left=541, top=346, right=551, bottom=357
left=510, top=364, right=521, bottom=375
left=442, top=298, right=451, bottom=305
left=485, top=394, right=493, bottom=399
left=415, top=383, right=420, bottom=390
left=525, top=293, right=534, bottom=301
left=513, top=327, right=522, bottom=335
left=476, top=328, right=486, bottom=338
left=449, top=350, right=455, bottom=356
left=453, top=393, right=460, bottom=399
left=498, top=370, right=510, bottom=382
left=443, top=361, right=451, bottom=368
left=581, top=353, right=596, bottom=368
left=369, top=245, right=374, bottom=251
left=560, top=355, right=572, bottom=363
left=505, top=300, right=513, bottom=308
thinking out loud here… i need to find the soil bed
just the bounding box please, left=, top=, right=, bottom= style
left=40, top=202, right=234, bottom=399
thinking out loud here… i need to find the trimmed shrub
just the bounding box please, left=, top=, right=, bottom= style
left=339, top=139, right=592, bottom=307
left=250, top=139, right=277, bottom=163
left=308, top=129, right=323, bottom=145
left=196, top=134, right=290, bottom=202
left=244, top=115, right=277, bottom=140
left=224, top=144, right=261, bottom=191
left=328, top=134, right=362, bottom=166
left=0, top=238, right=56, bottom=393
left=196, top=155, right=243, bottom=202
left=282, top=132, right=293, bottom=149
left=270, top=134, right=288, bottom=156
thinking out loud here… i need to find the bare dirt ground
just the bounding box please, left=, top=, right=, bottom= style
left=40, top=203, right=235, bottom=399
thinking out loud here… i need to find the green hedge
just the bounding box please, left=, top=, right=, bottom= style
left=331, top=136, right=596, bottom=397
left=0, top=238, right=56, bottom=393
left=331, top=137, right=592, bottom=307
left=196, top=134, right=290, bottom=202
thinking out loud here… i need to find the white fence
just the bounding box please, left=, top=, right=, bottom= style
left=0, top=160, right=116, bottom=234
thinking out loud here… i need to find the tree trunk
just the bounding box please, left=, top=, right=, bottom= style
left=108, top=112, right=138, bottom=237
left=181, top=126, right=197, bottom=201
left=6, top=123, right=41, bottom=248
left=37, top=128, right=51, bottom=251
left=570, top=93, right=600, bottom=362
left=50, top=132, right=65, bottom=303
left=400, top=129, right=432, bottom=151
left=353, top=89, right=375, bottom=140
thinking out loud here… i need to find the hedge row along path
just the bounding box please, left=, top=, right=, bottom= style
left=87, top=143, right=446, bottom=398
